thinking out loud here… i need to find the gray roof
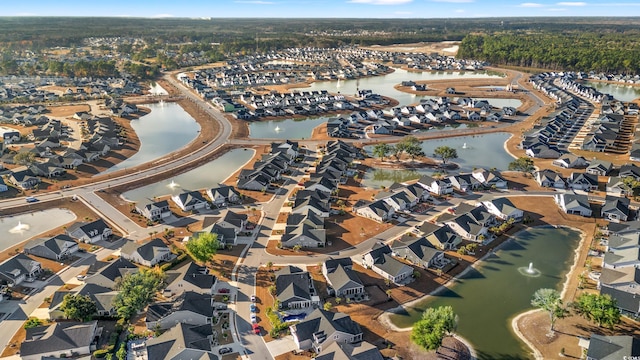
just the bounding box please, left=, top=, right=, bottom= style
left=292, top=309, right=362, bottom=344
left=67, top=218, right=110, bottom=238
left=275, top=266, right=313, bottom=305
left=20, top=321, right=97, bottom=357
left=600, top=287, right=640, bottom=315
left=392, top=235, right=442, bottom=264
left=587, top=334, right=640, bottom=360
left=602, top=196, right=630, bottom=217
left=315, top=341, right=384, bottom=360
left=485, top=197, right=520, bottom=216
left=24, top=234, right=76, bottom=257
left=608, top=233, right=640, bottom=250
left=49, top=283, right=116, bottom=314
left=146, top=322, right=215, bottom=360
left=121, top=238, right=170, bottom=262
left=326, top=264, right=363, bottom=293
left=287, top=210, right=324, bottom=229
left=165, top=262, right=216, bottom=292
left=604, top=248, right=640, bottom=267
left=85, top=257, right=138, bottom=289
left=146, top=291, right=213, bottom=323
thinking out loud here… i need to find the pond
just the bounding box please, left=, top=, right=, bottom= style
left=0, top=208, right=77, bottom=252
left=248, top=116, right=328, bottom=140
left=121, top=148, right=255, bottom=203
left=149, top=83, right=169, bottom=95
left=585, top=81, right=640, bottom=102
left=388, top=226, right=582, bottom=360
left=361, top=132, right=514, bottom=188
left=101, top=102, right=201, bottom=174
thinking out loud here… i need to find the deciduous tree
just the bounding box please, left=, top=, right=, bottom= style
left=433, top=146, right=458, bottom=165
left=571, top=293, right=621, bottom=329
left=185, top=232, right=220, bottom=264
left=61, top=293, right=97, bottom=321
left=411, top=306, right=457, bottom=351
left=531, top=288, right=567, bottom=333
left=508, top=157, right=535, bottom=174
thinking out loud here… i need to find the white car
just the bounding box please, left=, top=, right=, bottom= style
left=250, top=313, right=257, bottom=323
left=250, top=294, right=256, bottom=302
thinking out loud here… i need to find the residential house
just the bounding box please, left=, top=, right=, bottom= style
left=567, top=172, right=599, bottom=192
left=206, top=185, right=241, bottom=207
left=601, top=196, right=631, bottom=223
left=23, top=234, right=79, bottom=261
left=607, top=177, right=633, bottom=197
left=417, top=222, right=462, bottom=250
left=84, top=258, right=138, bottom=289
left=195, top=212, right=246, bottom=246
left=19, top=321, right=99, bottom=360
left=448, top=174, right=482, bottom=192
left=391, top=234, right=446, bottom=269
left=120, top=238, right=173, bottom=267
left=293, top=196, right=330, bottom=218
left=418, top=175, right=453, bottom=195
left=8, top=168, right=41, bottom=189
left=275, top=266, right=319, bottom=310
left=353, top=199, right=395, bottom=223
left=599, top=267, right=640, bottom=317
left=603, top=248, right=640, bottom=269
left=0, top=253, right=42, bottom=287
left=381, top=191, right=418, bottom=212
left=362, top=243, right=413, bottom=285
left=620, top=164, right=640, bottom=181
left=171, top=191, right=209, bottom=212
left=585, top=334, right=640, bottom=360
left=290, top=309, right=363, bottom=354
left=67, top=219, right=112, bottom=244
left=586, top=160, right=613, bottom=176
left=281, top=224, right=326, bottom=248
left=48, top=283, right=118, bottom=319
left=607, top=233, right=640, bottom=252
left=445, top=213, right=490, bottom=243
left=481, top=198, right=524, bottom=221
left=534, top=169, right=566, bottom=188
left=553, top=154, right=589, bottom=168
left=136, top=200, right=171, bottom=222
left=164, top=262, right=217, bottom=297
left=554, top=192, right=593, bottom=217
left=472, top=169, right=508, bottom=189
left=146, top=291, right=214, bottom=330
left=0, top=177, right=7, bottom=192
left=322, top=258, right=364, bottom=298
left=315, top=341, right=384, bottom=360
left=145, top=323, right=216, bottom=360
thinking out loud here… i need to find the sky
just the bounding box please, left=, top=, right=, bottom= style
left=3, top=0, right=640, bottom=18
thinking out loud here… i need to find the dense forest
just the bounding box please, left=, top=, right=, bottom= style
left=458, top=32, right=640, bottom=73
left=1, top=17, right=640, bottom=76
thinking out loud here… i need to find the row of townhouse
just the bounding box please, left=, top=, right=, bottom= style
left=170, top=184, right=243, bottom=213
left=419, top=168, right=509, bottom=195
left=237, top=140, right=299, bottom=192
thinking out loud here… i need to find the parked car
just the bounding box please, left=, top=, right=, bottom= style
left=250, top=313, right=257, bottom=323
left=250, top=304, right=257, bottom=313
left=25, top=196, right=38, bottom=203
left=218, top=347, right=233, bottom=355
left=250, top=294, right=256, bottom=302
left=252, top=323, right=260, bottom=334
left=218, top=288, right=230, bottom=293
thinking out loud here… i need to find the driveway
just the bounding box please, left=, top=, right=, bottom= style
left=265, top=335, right=298, bottom=358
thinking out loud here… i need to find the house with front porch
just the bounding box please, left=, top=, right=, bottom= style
left=164, top=262, right=217, bottom=297
left=534, top=169, right=565, bottom=188
left=206, top=185, right=241, bottom=206
left=19, top=321, right=99, bottom=360
left=120, top=238, right=173, bottom=267
left=567, top=172, right=599, bottom=192
left=448, top=174, right=482, bottom=192
left=599, top=267, right=640, bottom=317
left=554, top=192, right=592, bottom=217
left=391, top=234, right=446, bottom=269
left=586, top=160, right=613, bottom=176
left=275, top=266, right=319, bottom=310
left=291, top=309, right=363, bottom=354
left=23, top=234, right=79, bottom=261
left=137, top=200, right=171, bottom=222
left=171, top=191, right=209, bottom=212
left=601, top=196, right=631, bottom=223
left=322, top=257, right=364, bottom=298
left=353, top=199, right=395, bottom=223
left=146, top=291, right=214, bottom=330
left=553, top=154, right=589, bottom=169
left=418, top=175, right=453, bottom=195
left=0, top=253, right=42, bottom=287
left=362, top=243, right=413, bottom=285
left=607, top=177, right=633, bottom=197
left=417, top=222, right=462, bottom=250
left=67, top=219, right=112, bottom=244
left=481, top=198, right=524, bottom=222
left=472, top=168, right=508, bottom=189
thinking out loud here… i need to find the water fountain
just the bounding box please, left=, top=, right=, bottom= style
left=274, top=125, right=282, bottom=132
left=168, top=180, right=179, bottom=189
left=518, top=262, right=541, bottom=277
left=159, top=99, right=165, bottom=107
left=9, top=221, right=30, bottom=234
left=462, top=142, right=468, bottom=149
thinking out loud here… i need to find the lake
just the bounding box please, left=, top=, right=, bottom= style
left=388, top=227, right=581, bottom=359
left=0, top=208, right=77, bottom=252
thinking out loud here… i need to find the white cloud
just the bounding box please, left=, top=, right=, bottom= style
left=556, top=1, right=586, bottom=5
left=431, top=0, right=474, bottom=3
left=519, top=2, right=544, bottom=7
left=150, top=14, right=174, bottom=18
left=349, top=0, right=413, bottom=4
left=234, top=0, right=275, bottom=4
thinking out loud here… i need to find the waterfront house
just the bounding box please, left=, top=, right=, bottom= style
left=362, top=243, right=413, bottom=285
left=0, top=253, right=42, bottom=287
left=120, top=238, right=173, bottom=267
left=584, top=334, right=640, bottom=360
left=603, top=248, right=640, bottom=269
left=146, top=291, right=214, bottom=330
left=67, top=218, right=112, bottom=244
left=481, top=198, right=524, bottom=221
left=417, top=222, right=462, bottom=250
left=418, top=175, right=453, bottom=195
left=206, top=185, right=241, bottom=206
left=291, top=309, right=363, bottom=354
left=472, top=169, right=508, bottom=189
left=391, top=234, right=446, bottom=269
left=171, top=191, right=209, bottom=212
left=137, top=200, right=171, bottom=222
left=599, top=267, right=640, bottom=317
left=23, top=234, right=78, bottom=261
left=554, top=192, right=592, bottom=217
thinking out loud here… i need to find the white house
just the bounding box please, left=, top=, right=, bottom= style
left=120, top=238, right=173, bottom=267
left=481, top=198, right=524, bottom=221
left=67, top=219, right=112, bottom=244
left=554, top=192, right=592, bottom=217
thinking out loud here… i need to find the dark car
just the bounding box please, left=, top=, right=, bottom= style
left=218, top=288, right=230, bottom=293
left=219, top=347, right=233, bottom=355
